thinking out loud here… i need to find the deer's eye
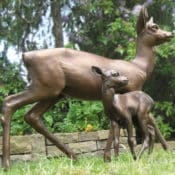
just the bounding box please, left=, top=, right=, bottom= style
left=151, top=25, right=159, bottom=30
left=112, top=72, right=119, bottom=77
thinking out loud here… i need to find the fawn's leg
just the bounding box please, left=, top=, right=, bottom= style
left=104, top=121, right=114, bottom=162
left=147, top=124, right=155, bottom=154
left=126, top=116, right=136, bottom=160
left=148, top=114, right=169, bottom=150
left=112, top=121, right=120, bottom=158
left=137, top=113, right=150, bottom=159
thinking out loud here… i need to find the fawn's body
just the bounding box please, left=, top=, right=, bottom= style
left=108, top=91, right=168, bottom=160
left=92, top=66, right=168, bottom=160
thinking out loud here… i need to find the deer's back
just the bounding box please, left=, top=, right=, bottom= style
left=23, top=48, right=147, bottom=100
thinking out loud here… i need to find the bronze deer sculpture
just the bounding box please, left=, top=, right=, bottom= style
left=1, top=6, right=173, bottom=169
left=91, top=66, right=168, bottom=160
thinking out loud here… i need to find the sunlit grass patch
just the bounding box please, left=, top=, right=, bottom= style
left=0, top=149, right=175, bottom=175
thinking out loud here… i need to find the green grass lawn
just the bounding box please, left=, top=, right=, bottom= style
left=0, top=149, right=175, bottom=175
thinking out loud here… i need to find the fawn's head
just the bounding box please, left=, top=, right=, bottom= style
left=136, top=6, right=173, bottom=46
left=91, top=66, right=128, bottom=90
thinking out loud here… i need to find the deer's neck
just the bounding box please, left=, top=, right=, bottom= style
left=132, top=39, right=156, bottom=78
left=102, top=86, right=115, bottom=110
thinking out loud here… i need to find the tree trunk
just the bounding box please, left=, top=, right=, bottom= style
left=51, top=0, right=63, bottom=47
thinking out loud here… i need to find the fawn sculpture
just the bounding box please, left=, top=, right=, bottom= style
left=1, top=6, right=173, bottom=169
left=91, top=66, right=168, bottom=160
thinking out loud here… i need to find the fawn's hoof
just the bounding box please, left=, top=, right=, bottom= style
left=104, top=155, right=111, bottom=162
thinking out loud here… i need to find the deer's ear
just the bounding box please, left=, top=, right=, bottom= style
left=91, top=66, right=103, bottom=77
left=136, top=6, right=148, bottom=35
left=147, top=17, right=154, bottom=24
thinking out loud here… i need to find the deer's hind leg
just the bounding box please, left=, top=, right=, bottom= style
left=1, top=90, right=44, bottom=169
left=1, top=85, right=64, bottom=169
left=24, top=98, right=77, bottom=160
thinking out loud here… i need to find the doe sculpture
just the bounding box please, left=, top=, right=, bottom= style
left=91, top=66, right=168, bottom=160
left=1, top=6, right=173, bottom=169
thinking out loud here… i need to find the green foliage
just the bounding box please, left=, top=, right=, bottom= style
left=152, top=101, right=175, bottom=138
left=148, top=0, right=175, bottom=28
left=0, top=0, right=50, bottom=50
left=144, top=37, right=175, bottom=101
left=63, top=0, right=136, bottom=59
left=108, top=17, right=136, bottom=60
left=0, top=55, right=26, bottom=110
left=10, top=105, right=34, bottom=135
left=44, top=98, right=108, bottom=133
left=155, top=117, right=173, bottom=139
left=0, top=53, right=27, bottom=135
left=43, top=98, right=69, bottom=133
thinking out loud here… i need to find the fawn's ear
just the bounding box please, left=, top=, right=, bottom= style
left=136, top=6, right=148, bottom=35
left=91, top=66, right=103, bottom=77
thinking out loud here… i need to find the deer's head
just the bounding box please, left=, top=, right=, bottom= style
left=91, top=66, right=128, bottom=90
left=136, top=6, right=173, bottom=46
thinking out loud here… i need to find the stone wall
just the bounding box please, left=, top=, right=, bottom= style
left=0, top=130, right=175, bottom=164
left=0, top=130, right=128, bottom=163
